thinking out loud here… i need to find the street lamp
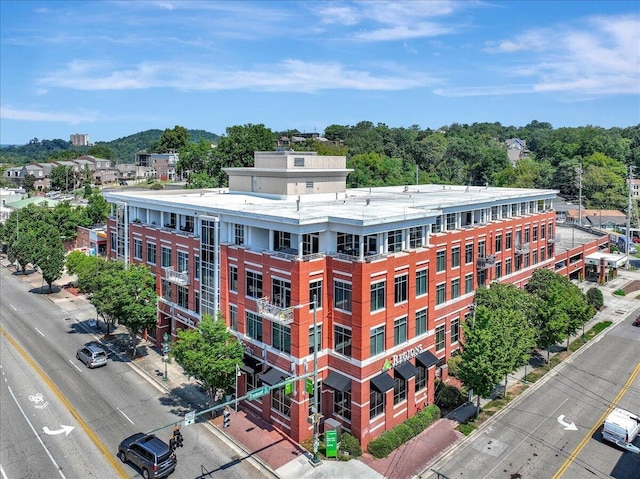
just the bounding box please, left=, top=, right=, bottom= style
left=234, top=364, right=241, bottom=412
left=162, top=332, right=170, bottom=382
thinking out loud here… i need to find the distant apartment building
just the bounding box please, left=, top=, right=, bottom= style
left=104, top=150, right=608, bottom=448
left=70, top=133, right=89, bottom=146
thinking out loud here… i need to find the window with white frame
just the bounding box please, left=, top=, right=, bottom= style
left=246, top=270, right=263, bottom=298
left=229, top=265, right=238, bottom=292
left=147, top=242, right=156, bottom=265
left=309, top=280, right=322, bottom=309
left=272, top=278, right=291, bottom=308
left=245, top=311, right=262, bottom=341
left=370, top=386, right=384, bottom=419
left=436, top=325, right=446, bottom=351
left=446, top=213, right=456, bottom=230
left=177, top=285, right=189, bottom=308
left=415, top=308, right=427, bottom=336
left=451, top=246, right=460, bottom=268
left=416, top=269, right=428, bottom=296
left=409, top=226, right=422, bottom=248
left=134, top=239, right=142, bottom=260
left=451, top=317, right=460, bottom=344
left=271, top=386, right=291, bottom=417
left=394, top=274, right=408, bottom=304
left=333, top=390, right=351, bottom=420
left=465, top=243, right=474, bottom=263
left=194, top=256, right=200, bottom=280
left=388, top=229, right=403, bottom=252
left=334, top=325, right=352, bottom=357
left=394, top=316, right=407, bottom=346
left=234, top=224, right=245, bottom=245
left=334, top=280, right=352, bottom=312
left=161, top=246, right=172, bottom=268
left=177, top=251, right=188, bottom=273
left=436, top=250, right=446, bottom=272
left=393, top=372, right=407, bottom=405
left=450, top=278, right=460, bottom=300
left=309, top=324, right=322, bottom=354
left=465, top=273, right=474, bottom=294
left=370, top=325, right=385, bottom=356
left=415, top=365, right=426, bottom=392
left=229, top=304, right=238, bottom=331
left=272, top=322, right=291, bottom=354
left=436, top=283, right=446, bottom=305
left=275, top=230, right=291, bottom=250
left=161, top=279, right=172, bottom=301
left=370, top=281, right=385, bottom=312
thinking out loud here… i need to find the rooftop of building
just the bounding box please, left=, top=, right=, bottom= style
left=104, top=183, right=558, bottom=226
left=554, top=224, right=608, bottom=253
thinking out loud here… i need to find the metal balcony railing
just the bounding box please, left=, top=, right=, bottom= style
left=256, top=297, right=294, bottom=324
left=476, top=254, right=496, bottom=270
left=165, top=268, right=189, bottom=285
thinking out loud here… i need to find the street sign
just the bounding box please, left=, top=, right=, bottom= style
left=325, top=430, right=338, bottom=458
left=247, top=386, right=270, bottom=400
left=184, top=411, right=196, bottom=426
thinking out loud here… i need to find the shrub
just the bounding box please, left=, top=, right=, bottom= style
left=586, top=287, right=604, bottom=309
left=447, top=354, right=462, bottom=377
left=435, top=381, right=465, bottom=410
left=394, top=423, right=414, bottom=443
left=150, top=182, right=164, bottom=190
left=338, top=433, right=362, bottom=458
left=613, top=289, right=626, bottom=296
left=367, top=432, right=397, bottom=458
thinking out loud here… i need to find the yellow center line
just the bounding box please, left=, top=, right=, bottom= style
left=552, top=361, right=640, bottom=479
left=1, top=325, right=130, bottom=478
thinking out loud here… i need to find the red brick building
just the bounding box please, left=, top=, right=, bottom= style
left=104, top=150, right=607, bottom=448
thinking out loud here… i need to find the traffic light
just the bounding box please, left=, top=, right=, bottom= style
left=223, top=408, right=231, bottom=428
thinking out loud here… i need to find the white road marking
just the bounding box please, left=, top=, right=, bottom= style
left=69, top=360, right=82, bottom=372
left=35, top=328, right=45, bottom=337
left=118, top=407, right=134, bottom=425
left=9, top=304, right=17, bottom=311
left=6, top=386, right=67, bottom=478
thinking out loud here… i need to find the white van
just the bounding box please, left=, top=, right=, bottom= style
left=602, top=408, right=640, bottom=453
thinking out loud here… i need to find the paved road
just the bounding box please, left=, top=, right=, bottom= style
left=0, top=266, right=273, bottom=479
left=425, top=316, right=640, bottom=479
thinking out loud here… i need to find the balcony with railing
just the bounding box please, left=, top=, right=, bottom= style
left=515, top=242, right=530, bottom=254
left=256, top=297, right=294, bottom=324
left=165, top=268, right=189, bottom=285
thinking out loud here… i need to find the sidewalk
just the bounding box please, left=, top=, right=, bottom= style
left=3, top=258, right=639, bottom=479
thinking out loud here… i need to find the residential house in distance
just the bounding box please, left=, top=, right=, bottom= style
left=136, top=152, right=178, bottom=181
left=505, top=138, right=530, bottom=164
left=103, top=150, right=607, bottom=449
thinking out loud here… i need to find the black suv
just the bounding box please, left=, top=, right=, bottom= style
left=118, top=433, right=176, bottom=479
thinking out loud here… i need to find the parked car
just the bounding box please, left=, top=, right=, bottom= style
left=118, top=433, right=177, bottom=479
left=76, top=344, right=108, bottom=368
left=633, top=317, right=640, bottom=327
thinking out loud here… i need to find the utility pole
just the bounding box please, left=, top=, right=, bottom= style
left=577, top=164, right=583, bottom=226
left=309, top=295, right=321, bottom=467
left=626, top=165, right=635, bottom=269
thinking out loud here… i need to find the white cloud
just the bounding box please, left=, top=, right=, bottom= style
left=40, top=59, right=436, bottom=93
left=0, top=107, right=97, bottom=124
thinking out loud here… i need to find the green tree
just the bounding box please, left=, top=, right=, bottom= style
left=85, top=193, right=109, bottom=225
left=49, top=165, right=76, bottom=192
left=119, top=265, right=158, bottom=357
left=153, top=125, right=190, bottom=153
left=171, top=313, right=244, bottom=402
left=87, top=144, right=114, bottom=159
left=22, top=174, right=36, bottom=192
left=177, top=138, right=214, bottom=177
left=34, top=224, right=65, bottom=291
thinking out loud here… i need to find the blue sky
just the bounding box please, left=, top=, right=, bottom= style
left=1, top=1, right=639, bottom=146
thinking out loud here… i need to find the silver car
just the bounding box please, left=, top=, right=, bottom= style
left=76, top=344, right=108, bottom=368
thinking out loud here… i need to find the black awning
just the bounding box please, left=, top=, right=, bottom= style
left=370, top=371, right=395, bottom=393
left=416, top=350, right=439, bottom=369
left=241, top=354, right=261, bottom=375
left=260, top=367, right=286, bottom=386
left=323, top=371, right=351, bottom=393
left=395, top=361, right=418, bottom=380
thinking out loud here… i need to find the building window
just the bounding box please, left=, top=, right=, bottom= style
left=370, top=387, right=385, bottom=419
left=506, top=258, right=512, bottom=275
left=450, top=278, right=460, bottom=300
left=465, top=273, right=474, bottom=294
left=446, top=213, right=456, bottom=230
left=275, top=230, right=291, bottom=251
left=478, top=269, right=487, bottom=286
left=177, top=251, right=188, bottom=273
left=495, top=235, right=502, bottom=252
left=334, top=280, right=352, bottom=312
left=234, top=224, right=245, bottom=245
left=305, top=181, right=314, bottom=190
left=533, top=226, right=538, bottom=241
left=541, top=224, right=546, bottom=239
left=525, top=253, right=530, bottom=268
left=161, top=279, right=172, bottom=301
left=246, top=271, right=263, bottom=298
left=309, top=324, right=322, bottom=355
left=436, top=250, right=446, bottom=272
left=161, top=246, right=172, bottom=268
left=194, top=256, right=200, bottom=280
left=436, top=325, right=446, bottom=351
left=194, top=291, right=200, bottom=314
left=337, top=233, right=358, bottom=253
left=495, top=261, right=502, bottom=279
left=147, top=242, right=156, bottom=265
left=388, top=229, right=403, bottom=253
left=540, top=248, right=546, bottom=262
left=409, top=226, right=422, bottom=248
left=229, top=266, right=238, bottom=292
left=393, top=373, right=407, bottom=405
left=451, top=246, right=460, bottom=268
left=465, top=243, right=474, bottom=264
left=229, top=304, right=238, bottom=331
left=502, top=204, right=509, bottom=218
left=548, top=224, right=553, bottom=239
left=370, top=281, right=386, bottom=312
left=432, top=215, right=442, bottom=233
left=533, top=250, right=538, bottom=264
left=416, top=269, right=428, bottom=297
left=524, top=227, right=530, bottom=243
left=334, top=390, right=351, bottom=420
left=394, top=316, right=407, bottom=346
left=436, top=283, right=446, bottom=305
left=394, top=275, right=408, bottom=304
left=177, top=285, right=189, bottom=308
left=294, top=157, right=305, bottom=167
left=370, top=325, right=385, bottom=357
left=511, top=203, right=518, bottom=216
left=110, top=232, right=117, bottom=252
left=271, top=386, right=291, bottom=417
left=309, top=280, right=322, bottom=309
left=415, top=365, right=426, bottom=392
left=272, top=278, right=291, bottom=308
left=506, top=232, right=512, bottom=250
left=451, top=317, right=460, bottom=344
left=415, top=308, right=427, bottom=336
left=134, top=239, right=142, bottom=260
left=272, top=322, right=291, bottom=354
left=302, top=232, right=319, bottom=255
left=491, top=206, right=499, bottom=221
left=246, top=311, right=263, bottom=341
left=334, top=325, right=352, bottom=357
left=478, top=240, right=486, bottom=257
